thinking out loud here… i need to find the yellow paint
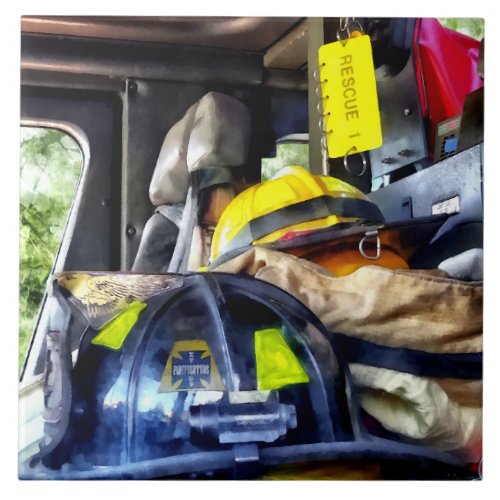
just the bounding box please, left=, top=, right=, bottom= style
left=91, top=301, right=147, bottom=350
left=254, top=328, right=309, bottom=391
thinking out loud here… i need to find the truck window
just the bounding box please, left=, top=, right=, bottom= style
left=439, top=18, right=484, bottom=40
left=261, top=137, right=310, bottom=181
left=19, top=127, right=83, bottom=369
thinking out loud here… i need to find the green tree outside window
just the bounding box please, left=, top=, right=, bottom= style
left=439, top=18, right=484, bottom=40
left=19, top=127, right=83, bottom=369
left=261, top=143, right=309, bottom=181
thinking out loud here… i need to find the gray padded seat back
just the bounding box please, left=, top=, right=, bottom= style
left=187, top=91, right=251, bottom=172
left=132, top=91, right=251, bottom=273
left=149, top=104, right=197, bottom=206
left=132, top=204, right=184, bottom=273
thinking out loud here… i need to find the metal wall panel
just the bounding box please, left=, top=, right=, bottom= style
left=120, top=79, right=207, bottom=269
left=21, top=34, right=265, bottom=87
left=21, top=17, right=301, bottom=52
left=21, top=90, right=122, bottom=271
left=368, top=145, right=483, bottom=240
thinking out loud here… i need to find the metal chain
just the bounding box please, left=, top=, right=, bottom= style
left=337, top=17, right=351, bottom=42
left=313, top=62, right=331, bottom=175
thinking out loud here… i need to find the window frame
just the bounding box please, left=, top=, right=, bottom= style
left=19, top=120, right=89, bottom=386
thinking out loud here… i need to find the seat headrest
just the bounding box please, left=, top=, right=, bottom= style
left=149, top=91, right=251, bottom=206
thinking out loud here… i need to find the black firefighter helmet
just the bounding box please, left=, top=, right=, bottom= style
left=19, top=272, right=469, bottom=480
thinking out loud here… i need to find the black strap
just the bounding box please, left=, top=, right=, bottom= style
left=224, top=195, right=385, bottom=255
left=195, top=166, right=237, bottom=191
left=332, top=333, right=482, bottom=380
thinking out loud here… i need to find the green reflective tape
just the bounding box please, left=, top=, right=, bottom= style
left=254, top=328, right=309, bottom=391
left=91, top=301, right=147, bottom=350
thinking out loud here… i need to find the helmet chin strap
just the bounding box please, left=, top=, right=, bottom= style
left=358, top=229, right=381, bottom=260
left=222, top=195, right=384, bottom=257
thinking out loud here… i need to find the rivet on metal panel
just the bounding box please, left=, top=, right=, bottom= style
left=126, top=225, right=136, bottom=237
left=398, top=149, right=414, bottom=157
left=127, top=80, right=138, bottom=94
left=403, top=108, right=412, bottom=116
left=401, top=196, right=413, bottom=218
left=381, top=157, right=396, bottom=164
left=101, top=198, right=110, bottom=208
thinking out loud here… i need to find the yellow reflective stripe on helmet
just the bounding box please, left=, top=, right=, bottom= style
left=254, top=328, right=310, bottom=390
left=91, top=301, right=147, bottom=350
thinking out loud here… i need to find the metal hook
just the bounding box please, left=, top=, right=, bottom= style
left=347, top=20, right=364, bottom=36
left=315, top=63, right=329, bottom=99
left=336, top=29, right=349, bottom=45
left=319, top=118, right=332, bottom=134
left=321, top=133, right=329, bottom=152
left=315, top=83, right=329, bottom=99
left=336, top=17, right=351, bottom=45
left=340, top=17, right=349, bottom=31
left=313, top=62, right=327, bottom=82
left=316, top=101, right=331, bottom=117
left=359, top=229, right=381, bottom=260
left=321, top=135, right=330, bottom=176
left=320, top=126, right=331, bottom=177
left=343, top=146, right=367, bottom=177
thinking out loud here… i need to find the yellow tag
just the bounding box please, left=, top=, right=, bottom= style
left=318, top=34, right=382, bottom=158
left=159, top=340, right=224, bottom=392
